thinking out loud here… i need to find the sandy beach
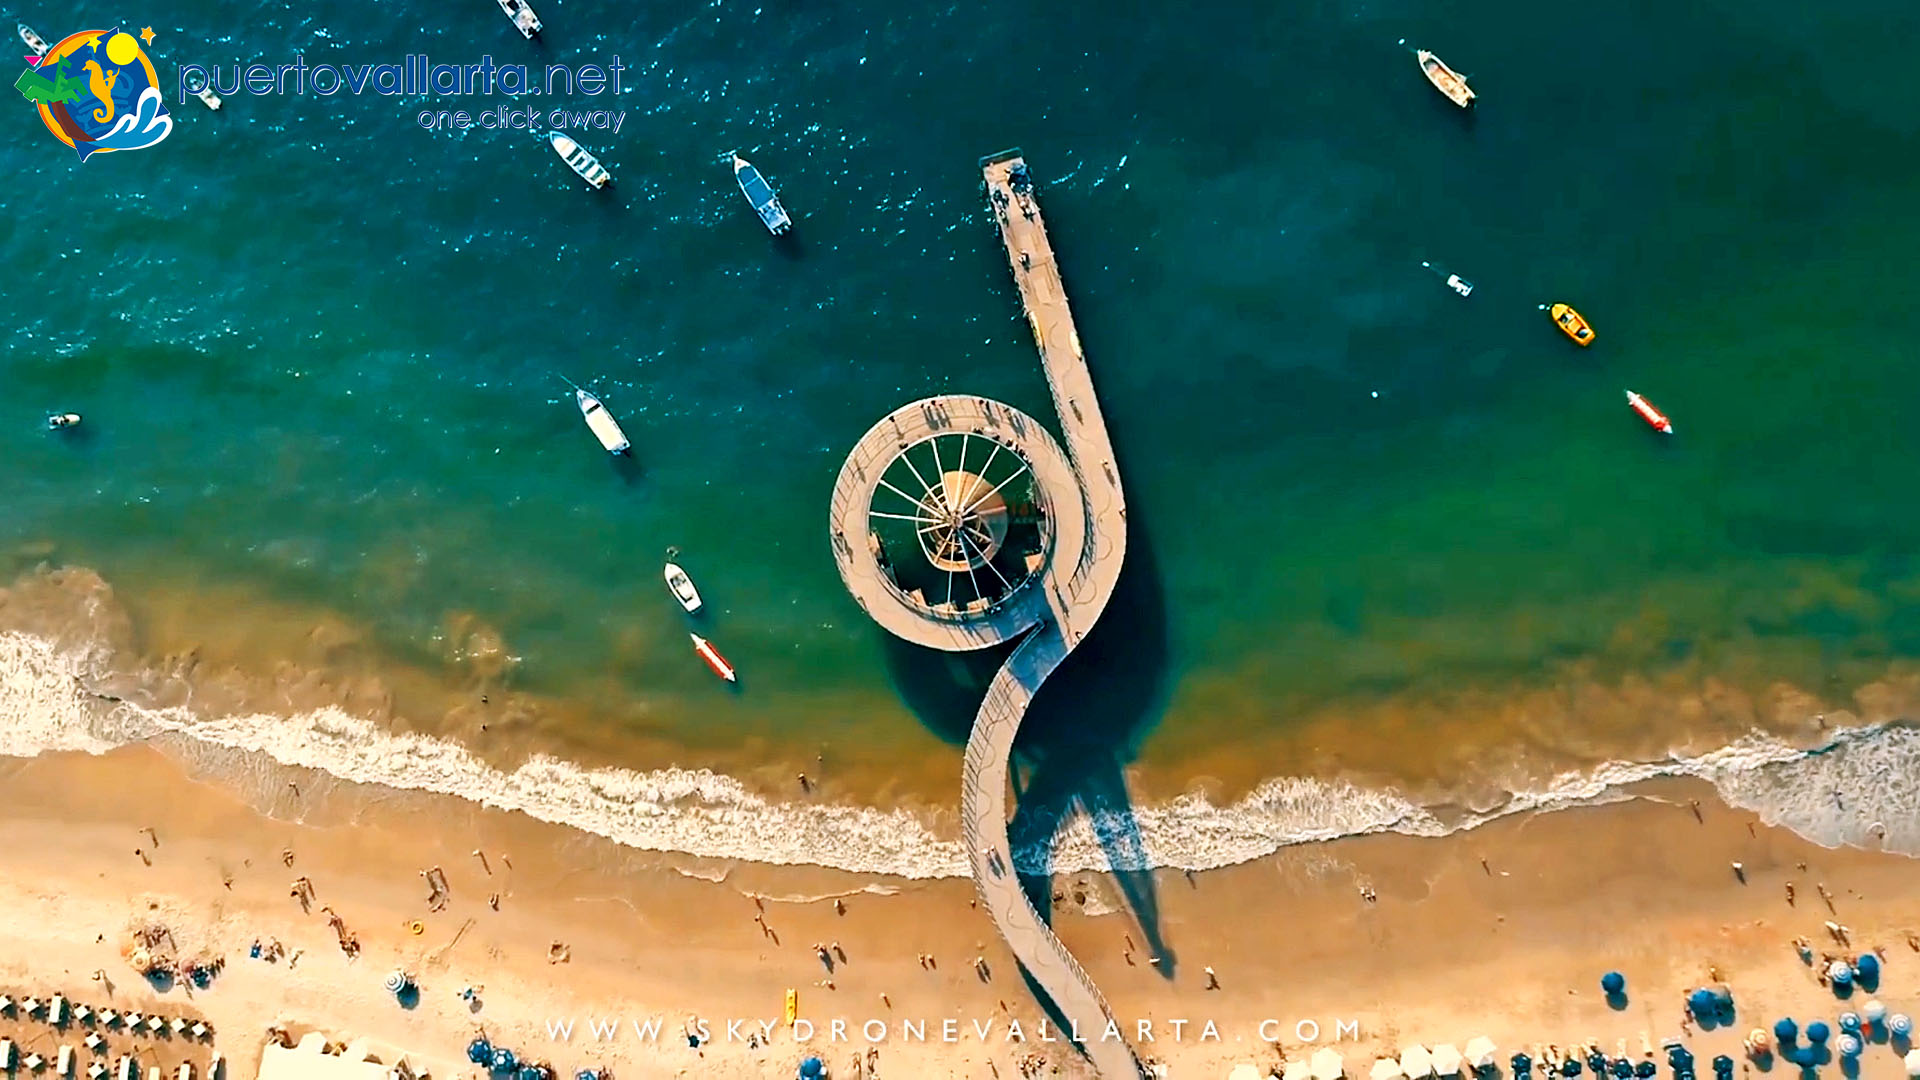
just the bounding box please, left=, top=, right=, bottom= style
left=1, top=742, right=1915, bottom=1080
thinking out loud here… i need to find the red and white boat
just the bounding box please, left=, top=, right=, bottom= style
left=1625, top=390, right=1672, bottom=434
left=690, top=633, right=736, bottom=683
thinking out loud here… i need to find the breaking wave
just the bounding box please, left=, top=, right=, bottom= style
left=3, top=628, right=1916, bottom=877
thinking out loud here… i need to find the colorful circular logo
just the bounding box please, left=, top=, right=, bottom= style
left=17, top=26, right=172, bottom=160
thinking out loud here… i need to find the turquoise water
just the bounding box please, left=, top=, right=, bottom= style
left=6, top=0, right=1920, bottom=810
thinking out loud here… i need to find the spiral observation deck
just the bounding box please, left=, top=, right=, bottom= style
left=828, top=151, right=1136, bottom=1078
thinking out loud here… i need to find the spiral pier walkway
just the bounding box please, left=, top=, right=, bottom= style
left=827, top=150, right=1136, bottom=1078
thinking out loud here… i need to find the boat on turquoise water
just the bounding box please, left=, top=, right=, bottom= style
left=496, top=0, right=541, bottom=39
left=549, top=132, right=611, bottom=189
left=18, top=23, right=50, bottom=56
left=1402, top=40, right=1474, bottom=108
left=664, top=557, right=703, bottom=614
left=690, top=633, right=736, bottom=682
left=732, top=153, right=792, bottom=235
left=573, top=388, right=631, bottom=454
left=194, top=85, right=222, bottom=110
left=1625, top=390, right=1672, bottom=434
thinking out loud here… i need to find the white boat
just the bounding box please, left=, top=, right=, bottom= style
left=550, top=132, right=611, bottom=189
left=195, top=85, right=222, bottom=110
left=573, top=388, right=630, bottom=454
left=732, top=153, right=792, bottom=235
left=19, top=23, right=50, bottom=56
left=497, top=0, right=541, bottom=38
left=664, top=561, right=702, bottom=613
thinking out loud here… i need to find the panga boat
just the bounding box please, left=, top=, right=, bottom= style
left=732, top=153, right=792, bottom=235
left=19, top=23, right=50, bottom=56
left=497, top=0, right=542, bottom=39
left=690, top=633, right=736, bottom=683
left=195, top=85, right=222, bottom=110
left=573, top=388, right=631, bottom=454
left=1549, top=303, right=1595, bottom=346
left=1625, top=390, right=1672, bottom=434
left=664, top=559, right=703, bottom=614
left=550, top=132, right=611, bottom=189
left=1406, top=42, right=1474, bottom=108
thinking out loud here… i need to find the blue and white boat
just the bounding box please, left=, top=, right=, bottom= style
left=550, top=132, right=610, bottom=189
left=496, top=0, right=541, bottom=39
left=19, top=23, right=51, bottom=57
left=731, top=153, right=792, bottom=235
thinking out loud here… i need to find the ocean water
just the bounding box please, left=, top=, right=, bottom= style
left=5, top=0, right=1920, bottom=870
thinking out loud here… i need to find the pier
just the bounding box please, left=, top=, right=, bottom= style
left=828, top=151, right=1137, bottom=1078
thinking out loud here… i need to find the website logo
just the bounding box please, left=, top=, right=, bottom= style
left=16, top=25, right=172, bottom=161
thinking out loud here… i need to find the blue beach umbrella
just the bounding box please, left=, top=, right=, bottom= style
left=1808, top=1021, right=1832, bottom=1043
left=1634, top=1062, right=1656, bottom=1078
left=1561, top=1061, right=1581, bottom=1077
left=466, top=1040, right=492, bottom=1066
left=1856, top=954, right=1882, bottom=987
left=1839, top=1035, right=1862, bottom=1058
left=1712, top=1057, right=1734, bottom=1075
left=516, top=1065, right=544, bottom=1080
left=1690, top=989, right=1718, bottom=1020
left=1774, top=1019, right=1799, bottom=1044
left=1602, top=972, right=1627, bottom=995
left=1512, top=1055, right=1533, bottom=1074
left=798, top=1059, right=825, bottom=1080
left=1668, top=1047, right=1694, bottom=1069
left=490, top=1049, right=516, bottom=1074
left=1587, top=1052, right=1608, bottom=1076
left=1840, top=1013, right=1862, bottom=1034
left=1611, top=1060, right=1632, bottom=1079
left=576, top=1072, right=596, bottom=1080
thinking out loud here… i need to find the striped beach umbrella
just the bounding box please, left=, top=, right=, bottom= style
left=1892, top=1014, right=1914, bottom=1037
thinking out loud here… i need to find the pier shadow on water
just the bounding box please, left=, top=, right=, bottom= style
left=879, top=506, right=1177, bottom=994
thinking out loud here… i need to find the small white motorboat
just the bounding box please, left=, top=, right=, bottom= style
left=19, top=23, right=50, bottom=57
left=195, top=85, right=222, bottom=110
left=572, top=387, right=631, bottom=454
left=496, top=0, right=541, bottom=39
left=732, top=153, right=792, bottom=235
left=550, top=132, right=611, bottom=189
left=664, top=557, right=703, bottom=614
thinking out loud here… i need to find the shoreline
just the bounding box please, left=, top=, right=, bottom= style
left=1, top=747, right=1918, bottom=1079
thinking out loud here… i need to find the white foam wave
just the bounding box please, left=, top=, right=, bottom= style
left=1, top=629, right=1915, bottom=876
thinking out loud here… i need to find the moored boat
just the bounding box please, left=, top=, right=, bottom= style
left=549, top=132, right=611, bottom=189
left=195, top=85, right=222, bottom=110
left=1549, top=303, right=1595, bottom=346
left=1403, top=41, right=1474, bottom=107
left=1625, top=390, right=1673, bottom=434
left=573, top=388, right=631, bottom=454
left=664, top=557, right=703, bottom=614
left=496, top=0, right=541, bottom=39
left=731, top=153, right=792, bottom=235
left=690, top=633, right=736, bottom=683
left=19, top=22, right=50, bottom=57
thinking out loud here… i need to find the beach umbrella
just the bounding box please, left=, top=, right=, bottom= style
left=1286, top=1060, right=1314, bottom=1080
left=1233, top=1068, right=1268, bottom=1080
left=1828, top=960, right=1854, bottom=986
left=1840, top=1012, right=1862, bottom=1034
left=1838, top=1035, right=1862, bottom=1057
left=1560, top=1060, right=1580, bottom=1077
left=575, top=1072, right=596, bottom=1080
left=1634, top=1063, right=1655, bottom=1079
left=1892, top=1014, right=1914, bottom=1037
left=1465, top=1039, right=1497, bottom=1070
left=1856, top=954, right=1881, bottom=985
left=1773, top=1019, right=1798, bottom=1044
left=516, top=1066, right=544, bottom=1080
left=1313, top=1046, right=1346, bottom=1080
left=490, top=1049, right=516, bottom=1074
left=1668, top=1047, right=1694, bottom=1069
left=1586, top=1052, right=1608, bottom=1077
left=1689, top=989, right=1716, bottom=1018
left=1510, top=1055, right=1532, bottom=1075
left=1712, top=1056, right=1733, bottom=1073
left=1866, top=1001, right=1889, bottom=1023
left=797, top=1058, right=824, bottom=1080
left=1904, top=1049, right=1920, bottom=1079
left=466, top=1041, right=492, bottom=1066
left=1432, top=1045, right=1463, bottom=1077
left=1401, top=1047, right=1435, bottom=1079
left=384, top=971, right=410, bottom=995
left=1601, top=972, right=1626, bottom=995
left=1807, top=1021, right=1831, bottom=1043
left=1610, top=1060, right=1630, bottom=1079
left=1372, top=1059, right=1404, bottom=1080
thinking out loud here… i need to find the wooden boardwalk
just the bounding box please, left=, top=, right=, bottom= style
left=962, top=151, right=1138, bottom=1078
left=827, top=151, right=1137, bottom=1078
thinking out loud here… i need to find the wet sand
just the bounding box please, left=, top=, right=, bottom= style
left=1, top=745, right=1916, bottom=1080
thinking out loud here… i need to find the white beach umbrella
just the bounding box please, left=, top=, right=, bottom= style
left=1401, top=1046, right=1435, bottom=1079
left=1312, top=1047, right=1345, bottom=1080
left=1432, top=1045, right=1464, bottom=1077
left=1464, top=1038, right=1498, bottom=1070
left=1228, top=1067, right=1265, bottom=1080
left=1286, top=1060, right=1313, bottom=1080
left=1904, top=1048, right=1920, bottom=1078
left=1373, top=1059, right=1405, bottom=1080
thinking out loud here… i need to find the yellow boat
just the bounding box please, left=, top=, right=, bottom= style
left=1406, top=43, right=1474, bottom=108
left=1549, top=303, right=1595, bottom=346
left=784, top=988, right=797, bottom=1026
